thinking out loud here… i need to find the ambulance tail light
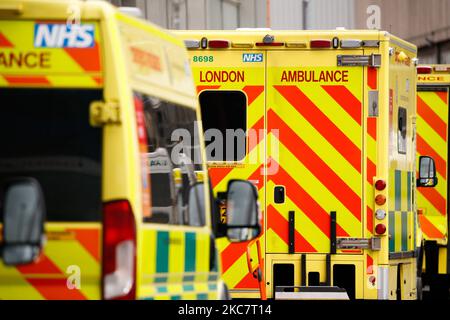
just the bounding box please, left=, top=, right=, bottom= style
left=208, top=40, right=230, bottom=48
left=310, top=39, right=332, bottom=48
left=102, top=200, right=136, bottom=300
left=417, top=66, right=432, bottom=74
left=375, top=179, right=386, bottom=191
left=375, top=223, right=386, bottom=235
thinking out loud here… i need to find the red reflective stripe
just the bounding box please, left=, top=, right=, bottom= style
left=25, top=278, right=86, bottom=300
left=366, top=206, right=374, bottom=234
left=268, top=158, right=349, bottom=237
left=417, top=96, right=447, bottom=141
left=16, top=255, right=61, bottom=275
left=209, top=167, right=233, bottom=188
left=220, top=242, right=249, bottom=272
left=269, top=110, right=361, bottom=221
left=242, top=85, right=264, bottom=105
left=367, top=67, right=377, bottom=90
left=63, top=41, right=101, bottom=72
left=0, top=32, right=13, bottom=47
left=436, top=91, right=449, bottom=105
left=419, top=187, right=446, bottom=216
left=417, top=134, right=446, bottom=178
left=367, top=117, right=377, bottom=141
left=267, top=205, right=316, bottom=252
left=419, top=215, right=445, bottom=239
left=275, top=85, right=361, bottom=173
left=234, top=271, right=259, bottom=289
left=367, top=159, right=376, bottom=184
left=67, top=229, right=100, bottom=262
left=4, top=75, right=50, bottom=85
left=196, top=85, right=220, bottom=94
left=321, top=85, right=362, bottom=125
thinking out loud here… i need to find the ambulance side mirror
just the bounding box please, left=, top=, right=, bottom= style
left=1, top=178, right=46, bottom=266
left=417, top=156, right=438, bottom=188
left=226, top=180, right=260, bottom=242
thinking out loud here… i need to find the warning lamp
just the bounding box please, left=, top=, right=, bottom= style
left=375, top=194, right=386, bottom=205
left=375, top=179, right=386, bottom=191
left=208, top=40, right=230, bottom=48
left=417, top=66, right=432, bottom=74
left=310, top=39, right=332, bottom=48
left=375, top=223, right=386, bottom=235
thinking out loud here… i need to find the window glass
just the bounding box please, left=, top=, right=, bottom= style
left=398, top=107, right=407, bottom=154
left=199, top=90, right=247, bottom=161
left=135, top=92, right=205, bottom=226
left=0, top=88, right=103, bottom=222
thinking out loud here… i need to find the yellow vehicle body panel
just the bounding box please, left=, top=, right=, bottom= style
left=176, top=29, right=418, bottom=300
left=0, top=0, right=219, bottom=300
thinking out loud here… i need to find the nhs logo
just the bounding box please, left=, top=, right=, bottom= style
left=34, top=23, right=95, bottom=48
left=243, top=53, right=263, bottom=62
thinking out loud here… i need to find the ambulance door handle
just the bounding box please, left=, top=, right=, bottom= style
left=274, top=186, right=285, bottom=204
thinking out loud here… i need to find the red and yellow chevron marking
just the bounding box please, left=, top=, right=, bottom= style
left=0, top=21, right=102, bottom=88
left=266, top=75, right=363, bottom=254
left=416, top=90, right=448, bottom=243
left=0, top=226, right=100, bottom=300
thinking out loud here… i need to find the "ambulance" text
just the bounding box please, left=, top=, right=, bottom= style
left=280, top=70, right=349, bottom=83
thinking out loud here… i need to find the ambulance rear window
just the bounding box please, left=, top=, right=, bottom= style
left=0, top=88, right=102, bottom=222
left=199, top=90, right=247, bottom=161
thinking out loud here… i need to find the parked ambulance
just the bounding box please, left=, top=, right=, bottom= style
left=175, top=29, right=438, bottom=300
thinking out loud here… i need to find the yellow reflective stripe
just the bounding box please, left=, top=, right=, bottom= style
left=168, top=231, right=185, bottom=284
left=195, top=231, right=209, bottom=272
left=271, top=103, right=361, bottom=194
left=0, top=264, right=43, bottom=299
left=47, top=75, right=100, bottom=87
left=275, top=138, right=361, bottom=236
left=301, top=85, right=362, bottom=149
left=418, top=91, right=448, bottom=122
left=417, top=192, right=445, bottom=218
left=417, top=117, right=447, bottom=159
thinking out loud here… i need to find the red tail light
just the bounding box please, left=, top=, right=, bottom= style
left=375, top=179, right=386, bottom=191
left=375, top=223, right=386, bottom=235
left=208, top=40, right=230, bottom=48
left=102, top=200, right=136, bottom=300
left=310, top=39, right=332, bottom=48
left=417, top=66, right=432, bottom=74
left=255, top=42, right=284, bottom=47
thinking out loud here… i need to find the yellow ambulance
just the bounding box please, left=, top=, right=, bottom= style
left=0, top=0, right=260, bottom=300
left=416, top=64, right=450, bottom=298
left=176, top=29, right=438, bottom=299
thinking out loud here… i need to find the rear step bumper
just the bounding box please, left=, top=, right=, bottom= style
left=274, top=286, right=349, bottom=300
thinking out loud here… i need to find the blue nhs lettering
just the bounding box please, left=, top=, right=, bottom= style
left=243, top=53, right=263, bottom=62
left=34, top=23, right=95, bottom=48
